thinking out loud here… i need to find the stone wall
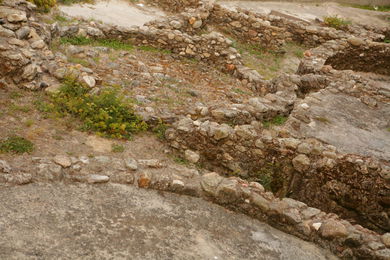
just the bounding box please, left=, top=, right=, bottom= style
left=208, top=4, right=286, bottom=50
left=149, top=0, right=200, bottom=12
left=325, top=41, right=390, bottom=76
left=0, top=0, right=55, bottom=89
left=298, top=37, right=390, bottom=76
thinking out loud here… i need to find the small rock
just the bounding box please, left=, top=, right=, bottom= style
left=53, top=155, right=72, bottom=168
left=82, top=75, right=96, bottom=88
left=124, top=158, right=138, bottom=171
left=212, top=124, right=233, bottom=140
left=31, top=40, right=46, bottom=49
left=301, top=207, right=321, bottom=219
left=348, top=37, right=364, bottom=46
left=216, top=178, right=240, bottom=203
left=0, top=160, right=11, bottom=173
left=297, top=142, right=312, bottom=154
left=320, top=220, right=348, bottom=238
left=382, top=233, right=390, bottom=248
left=171, top=179, right=185, bottom=190
left=200, top=172, right=223, bottom=196
left=0, top=26, right=15, bottom=37
left=94, top=156, right=110, bottom=163
left=87, top=174, right=109, bottom=183
left=7, top=13, right=27, bottom=23
left=138, top=172, right=152, bottom=188
left=312, top=222, right=322, bottom=231
left=169, top=20, right=182, bottom=29
left=292, top=154, right=311, bottom=173
left=192, top=20, right=202, bottom=29
left=251, top=193, right=270, bottom=211
left=184, top=150, right=200, bottom=163
left=138, top=159, right=162, bottom=168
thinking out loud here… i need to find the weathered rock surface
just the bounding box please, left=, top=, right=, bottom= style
left=0, top=183, right=336, bottom=260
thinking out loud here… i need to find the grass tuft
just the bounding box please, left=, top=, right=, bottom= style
left=263, top=115, right=288, bottom=128
left=0, top=136, right=34, bottom=154
left=323, top=16, right=351, bottom=29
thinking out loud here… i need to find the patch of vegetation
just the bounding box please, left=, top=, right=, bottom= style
left=249, top=162, right=285, bottom=192
left=53, top=15, right=69, bottom=23
left=9, top=104, right=31, bottom=113
left=59, top=36, right=173, bottom=54
left=27, top=0, right=56, bottom=11
left=112, top=144, right=125, bottom=153
left=232, top=88, right=251, bottom=95
left=0, top=136, right=34, bottom=154
left=232, top=39, right=305, bottom=80
left=323, top=16, right=351, bottom=30
left=60, top=37, right=134, bottom=51
left=173, top=156, right=190, bottom=165
left=314, top=116, right=331, bottom=124
left=343, top=4, right=390, bottom=12
left=263, top=115, right=288, bottom=128
left=24, top=119, right=35, bottom=127
left=67, top=56, right=90, bottom=67
left=9, top=91, right=23, bottom=99
left=47, top=77, right=147, bottom=139
left=152, top=121, right=169, bottom=140
left=384, top=38, right=390, bottom=44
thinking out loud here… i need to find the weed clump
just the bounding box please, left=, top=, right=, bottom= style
left=112, top=144, right=125, bottom=153
left=50, top=77, right=147, bottom=139
left=263, top=115, right=288, bottom=128
left=60, top=37, right=134, bottom=51
left=27, top=0, right=56, bottom=11
left=323, top=16, right=351, bottom=30
left=0, top=136, right=34, bottom=154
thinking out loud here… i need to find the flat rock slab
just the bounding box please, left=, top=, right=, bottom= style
left=219, top=1, right=390, bottom=28
left=0, top=183, right=336, bottom=259
left=288, top=90, right=390, bottom=161
left=60, top=0, right=165, bottom=28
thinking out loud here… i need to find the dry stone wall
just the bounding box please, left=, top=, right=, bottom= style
left=0, top=0, right=56, bottom=89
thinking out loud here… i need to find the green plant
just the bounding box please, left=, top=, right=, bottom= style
left=112, top=144, right=125, bottom=153
left=263, top=115, right=288, bottom=128
left=24, top=119, right=35, bottom=127
left=60, top=37, right=134, bottom=51
left=384, top=38, right=390, bottom=44
left=152, top=121, right=169, bottom=140
left=173, top=156, right=190, bottom=165
left=50, top=77, right=147, bottom=139
left=323, top=16, right=351, bottom=29
left=314, top=116, right=331, bottom=124
left=28, top=0, right=56, bottom=11
left=9, top=91, right=23, bottom=99
left=0, top=136, right=34, bottom=154
left=343, top=4, right=390, bottom=12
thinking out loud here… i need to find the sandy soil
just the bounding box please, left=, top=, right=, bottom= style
left=59, top=0, right=166, bottom=27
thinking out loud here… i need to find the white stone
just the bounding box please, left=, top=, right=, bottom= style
left=124, top=158, right=138, bottom=170
left=185, top=150, right=200, bottom=163
left=312, top=222, right=322, bottom=231
left=87, top=174, right=109, bottom=183
left=82, top=75, right=96, bottom=88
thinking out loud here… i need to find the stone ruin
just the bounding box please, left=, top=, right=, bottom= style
left=0, top=0, right=389, bottom=259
